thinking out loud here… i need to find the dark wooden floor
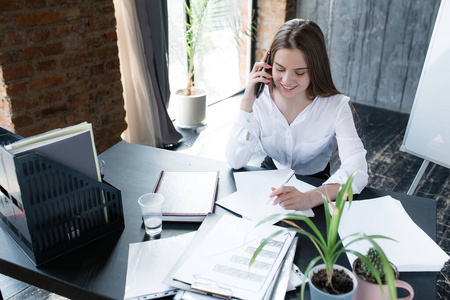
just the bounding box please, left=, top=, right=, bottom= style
left=1, top=95, right=449, bottom=299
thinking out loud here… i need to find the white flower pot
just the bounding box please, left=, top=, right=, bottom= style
left=308, top=264, right=357, bottom=300
left=173, top=87, right=207, bottom=128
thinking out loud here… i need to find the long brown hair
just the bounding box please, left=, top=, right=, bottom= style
left=269, top=19, right=341, bottom=99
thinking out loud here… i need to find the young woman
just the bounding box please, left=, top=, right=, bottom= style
left=226, top=19, right=368, bottom=210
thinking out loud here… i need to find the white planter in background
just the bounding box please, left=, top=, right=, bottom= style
left=173, top=87, right=207, bottom=128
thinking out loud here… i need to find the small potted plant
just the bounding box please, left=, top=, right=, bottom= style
left=171, top=0, right=211, bottom=128
left=353, top=247, right=414, bottom=300
left=250, top=174, right=398, bottom=300
left=172, top=0, right=254, bottom=127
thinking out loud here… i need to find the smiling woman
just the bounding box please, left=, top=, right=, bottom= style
left=271, top=48, right=311, bottom=124
left=226, top=19, right=368, bottom=212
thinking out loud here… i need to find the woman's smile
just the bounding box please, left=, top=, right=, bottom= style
left=280, top=83, right=297, bottom=91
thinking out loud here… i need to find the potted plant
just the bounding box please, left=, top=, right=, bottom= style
left=172, top=0, right=252, bottom=127
left=353, top=247, right=414, bottom=300
left=250, top=174, right=398, bottom=300
left=171, top=0, right=210, bottom=128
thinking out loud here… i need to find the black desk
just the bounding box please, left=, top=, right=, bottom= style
left=0, top=141, right=437, bottom=299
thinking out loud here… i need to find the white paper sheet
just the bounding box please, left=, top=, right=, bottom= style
left=124, top=232, right=196, bottom=299
left=217, top=169, right=314, bottom=223
left=172, top=214, right=295, bottom=300
left=336, top=196, right=450, bottom=272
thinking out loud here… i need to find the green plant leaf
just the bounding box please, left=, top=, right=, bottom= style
left=249, top=229, right=287, bottom=266
left=284, top=226, right=327, bottom=260
left=300, top=256, right=323, bottom=300
left=326, top=173, right=355, bottom=251
left=343, top=234, right=398, bottom=299
left=182, top=0, right=255, bottom=92
left=362, top=239, right=398, bottom=299
left=258, top=213, right=327, bottom=247
left=322, top=192, right=331, bottom=235
left=350, top=251, right=384, bottom=286
left=252, top=213, right=329, bottom=266
left=342, top=233, right=397, bottom=249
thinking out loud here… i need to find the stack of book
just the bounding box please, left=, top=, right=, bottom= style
left=3, top=122, right=101, bottom=182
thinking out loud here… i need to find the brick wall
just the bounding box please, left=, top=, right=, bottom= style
left=238, top=0, right=289, bottom=87
left=255, top=0, right=288, bottom=62
left=0, top=0, right=127, bottom=153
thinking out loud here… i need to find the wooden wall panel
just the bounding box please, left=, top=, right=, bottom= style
left=297, top=0, right=440, bottom=112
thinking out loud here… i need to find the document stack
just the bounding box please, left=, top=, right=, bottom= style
left=0, top=124, right=124, bottom=266
left=125, top=213, right=302, bottom=300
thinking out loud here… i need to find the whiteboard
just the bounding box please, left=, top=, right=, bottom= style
left=401, top=0, right=450, bottom=169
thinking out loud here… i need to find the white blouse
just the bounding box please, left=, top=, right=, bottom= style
left=226, top=89, right=368, bottom=194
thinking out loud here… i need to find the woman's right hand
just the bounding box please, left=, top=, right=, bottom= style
left=240, top=51, right=272, bottom=112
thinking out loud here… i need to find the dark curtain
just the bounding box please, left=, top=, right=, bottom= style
left=134, top=0, right=182, bottom=147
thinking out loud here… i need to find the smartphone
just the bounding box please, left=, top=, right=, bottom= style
left=255, top=52, right=272, bottom=98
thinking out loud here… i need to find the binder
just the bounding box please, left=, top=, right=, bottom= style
left=0, top=127, right=124, bottom=266
left=164, top=214, right=296, bottom=299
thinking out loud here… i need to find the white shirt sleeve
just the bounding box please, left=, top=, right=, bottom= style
left=323, top=100, right=368, bottom=193
left=226, top=110, right=261, bottom=169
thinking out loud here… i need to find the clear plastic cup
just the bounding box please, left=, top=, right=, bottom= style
left=138, top=193, right=164, bottom=237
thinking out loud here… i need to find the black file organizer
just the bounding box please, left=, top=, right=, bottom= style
left=0, top=130, right=125, bottom=266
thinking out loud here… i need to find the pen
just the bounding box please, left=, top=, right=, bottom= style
left=266, top=170, right=296, bottom=204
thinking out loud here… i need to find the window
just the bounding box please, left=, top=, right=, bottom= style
left=168, top=0, right=250, bottom=108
